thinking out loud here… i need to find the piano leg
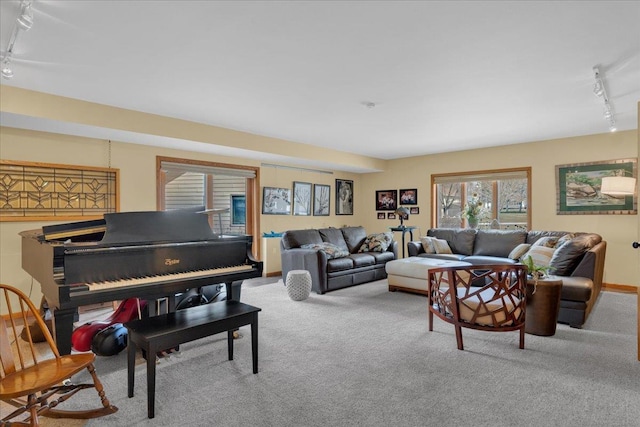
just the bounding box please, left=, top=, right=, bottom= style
left=51, top=307, right=77, bottom=355
left=225, top=280, right=243, bottom=302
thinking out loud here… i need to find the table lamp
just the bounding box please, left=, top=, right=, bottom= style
left=395, top=207, right=409, bottom=228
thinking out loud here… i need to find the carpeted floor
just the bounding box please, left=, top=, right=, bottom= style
left=11, top=279, right=640, bottom=427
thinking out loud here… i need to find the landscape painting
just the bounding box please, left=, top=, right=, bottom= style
left=556, top=158, right=637, bottom=215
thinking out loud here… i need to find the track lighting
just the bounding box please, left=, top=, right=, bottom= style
left=1, top=1, right=34, bottom=80
left=592, top=67, right=616, bottom=132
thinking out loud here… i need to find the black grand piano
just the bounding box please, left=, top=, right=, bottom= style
left=20, top=210, right=263, bottom=355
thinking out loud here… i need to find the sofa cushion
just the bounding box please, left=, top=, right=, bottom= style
left=326, top=257, right=354, bottom=272
left=427, top=228, right=476, bottom=255
left=473, top=230, right=527, bottom=257
left=349, top=253, right=376, bottom=268
left=281, top=229, right=323, bottom=249
left=359, top=232, right=394, bottom=253
left=341, top=226, right=368, bottom=253
left=301, top=242, right=350, bottom=259
left=368, top=250, right=396, bottom=265
left=318, top=227, right=349, bottom=252
left=550, top=233, right=602, bottom=276
left=559, top=276, right=593, bottom=302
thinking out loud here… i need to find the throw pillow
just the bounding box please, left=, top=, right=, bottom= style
left=358, top=232, right=394, bottom=253
left=521, top=246, right=554, bottom=267
left=556, top=233, right=578, bottom=248
left=549, top=233, right=602, bottom=276
left=532, top=236, right=559, bottom=248
left=301, top=242, right=350, bottom=259
left=508, top=243, right=531, bottom=260
left=420, top=236, right=436, bottom=254
left=431, top=238, right=453, bottom=254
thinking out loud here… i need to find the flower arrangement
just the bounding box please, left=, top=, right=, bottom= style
left=462, top=193, right=485, bottom=220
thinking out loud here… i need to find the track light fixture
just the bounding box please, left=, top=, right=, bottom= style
left=1, top=0, right=34, bottom=80
left=592, top=67, right=616, bottom=132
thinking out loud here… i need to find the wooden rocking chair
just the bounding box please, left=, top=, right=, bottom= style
left=427, top=264, right=527, bottom=350
left=0, top=284, right=118, bottom=426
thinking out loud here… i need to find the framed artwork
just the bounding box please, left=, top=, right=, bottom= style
left=313, top=184, right=330, bottom=216
left=377, top=212, right=385, bottom=219
left=376, top=190, right=398, bottom=211
left=399, top=188, right=418, bottom=205
left=556, top=158, right=637, bottom=215
left=230, top=194, right=246, bottom=225
left=387, top=212, right=396, bottom=219
left=293, top=181, right=312, bottom=216
left=336, top=179, right=354, bottom=215
left=262, top=186, right=291, bottom=215
left=410, top=206, right=419, bottom=215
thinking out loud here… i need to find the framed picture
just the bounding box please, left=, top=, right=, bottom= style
left=336, top=179, right=354, bottom=215
left=387, top=212, right=396, bottom=219
left=556, top=158, right=637, bottom=215
left=377, top=212, right=385, bottom=219
left=262, top=186, right=291, bottom=215
left=376, top=190, right=398, bottom=211
left=293, top=181, right=312, bottom=216
left=399, top=188, right=418, bottom=205
left=313, top=184, right=330, bottom=216
left=230, top=194, right=246, bottom=225
left=410, top=206, right=419, bottom=215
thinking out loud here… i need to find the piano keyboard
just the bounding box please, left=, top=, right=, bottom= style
left=85, top=265, right=254, bottom=291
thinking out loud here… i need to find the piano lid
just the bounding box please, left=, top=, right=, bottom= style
left=98, top=210, right=217, bottom=246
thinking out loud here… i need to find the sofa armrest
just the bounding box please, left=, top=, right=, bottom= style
left=389, top=240, right=399, bottom=259
left=571, top=240, right=606, bottom=295
left=280, top=248, right=329, bottom=294
left=407, top=241, right=424, bottom=257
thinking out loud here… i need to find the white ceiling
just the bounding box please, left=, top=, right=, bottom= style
left=1, top=1, right=639, bottom=172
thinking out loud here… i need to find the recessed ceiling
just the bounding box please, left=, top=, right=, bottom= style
left=1, top=1, right=639, bottom=172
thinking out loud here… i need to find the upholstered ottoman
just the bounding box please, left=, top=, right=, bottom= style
left=385, top=257, right=471, bottom=295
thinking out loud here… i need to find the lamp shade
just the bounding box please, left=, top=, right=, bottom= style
left=601, top=176, right=636, bottom=196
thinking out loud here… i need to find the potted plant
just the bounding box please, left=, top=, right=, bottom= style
left=462, top=193, right=485, bottom=228
left=521, top=255, right=554, bottom=294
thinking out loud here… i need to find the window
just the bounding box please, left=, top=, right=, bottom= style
left=432, top=167, right=531, bottom=230
left=157, top=157, right=259, bottom=239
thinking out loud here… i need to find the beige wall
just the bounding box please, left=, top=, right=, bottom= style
left=0, top=126, right=363, bottom=302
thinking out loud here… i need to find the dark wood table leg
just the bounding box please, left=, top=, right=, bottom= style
left=227, top=330, right=234, bottom=360
left=127, top=339, right=136, bottom=398
left=252, top=313, right=259, bottom=374
left=147, top=343, right=157, bottom=419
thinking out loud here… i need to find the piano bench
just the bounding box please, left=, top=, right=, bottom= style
left=125, top=301, right=261, bottom=419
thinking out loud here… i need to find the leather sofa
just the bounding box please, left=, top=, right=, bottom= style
left=280, top=226, right=398, bottom=294
left=407, top=228, right=607, bottom=328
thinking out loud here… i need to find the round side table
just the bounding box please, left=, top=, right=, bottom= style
left=525, top=277, right=562, bottom=336
left=285, top=270, right=312, bottom=301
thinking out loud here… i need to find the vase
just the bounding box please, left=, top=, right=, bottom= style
left=468, top=218, right=478, bottom=229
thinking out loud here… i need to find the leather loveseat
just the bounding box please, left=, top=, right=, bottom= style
left=280, top=226, right=398, bottom=294
left=407, top=228, right=606, bottom=328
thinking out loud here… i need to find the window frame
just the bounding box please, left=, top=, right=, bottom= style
left=431, top=167, right=531, bottom=230
left=156, top=156, right=260, bottom=257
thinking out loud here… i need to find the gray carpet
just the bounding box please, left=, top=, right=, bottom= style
left=77, top=279, right=638, bottom=427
